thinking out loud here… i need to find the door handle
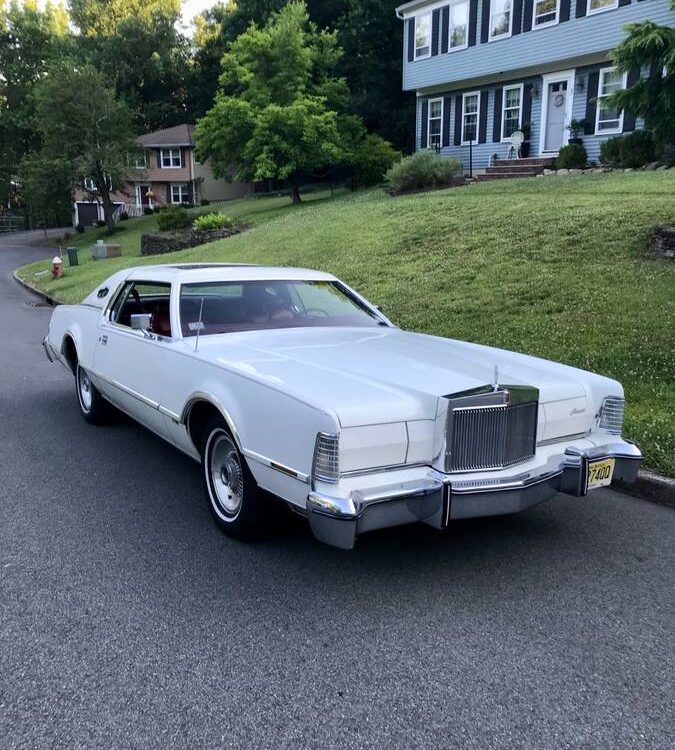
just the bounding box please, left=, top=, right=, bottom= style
left=98, top=334, right=108, bottom=346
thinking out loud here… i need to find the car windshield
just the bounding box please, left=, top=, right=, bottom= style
left=179, top=280, right=384, bottom=336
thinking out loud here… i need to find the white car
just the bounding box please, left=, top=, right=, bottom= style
left=43, top=263, right=642, bottom=549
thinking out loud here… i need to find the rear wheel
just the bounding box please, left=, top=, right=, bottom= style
left=202, top=415, right=265, bottom=540
left=76, top=364, right=111, bottom=425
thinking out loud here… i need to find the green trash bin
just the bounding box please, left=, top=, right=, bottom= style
left=67, top=247, right=79, bottom=267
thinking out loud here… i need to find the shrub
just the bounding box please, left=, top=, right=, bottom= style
left=618, top=130, right=656, bottom=168
left=193, top=213, right=234, bottom=231
left=200, top=198, right=211, bottom=206
left=384, top=150, right=464, bottom=194
left=157, top=206, right=191, bottom=231
left=555, top=143, right=587, bottom=169
left=599, top=137, right=622, bottom=166
left=351, top=134, right=402, bottom=187
left=120, top=211, right=129, bottom=221
left=142, top=206, right=154, bottom=215
left=600, top=131, right=657, bottom=168
left=95, top=219, right=106, bottom=227
left=659, top=143, right=675, bottom=167
left=75, top=223, right=84, bottom=234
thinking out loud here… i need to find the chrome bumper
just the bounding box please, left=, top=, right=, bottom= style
left=306, top=441, right=643, bottom=549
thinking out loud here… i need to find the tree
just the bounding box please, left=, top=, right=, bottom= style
left=195, top=2, right=348, bottom=203
left=18, top=153, right=74, bottom=229
left=33, top=63, right=139, bottom=230
left=607, top=18, right=675, bottom=150
left=69, top=0, right=181, bottom=36
left=0, top=0, right=68, bottom=207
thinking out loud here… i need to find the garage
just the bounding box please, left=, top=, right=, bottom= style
left=75, top=202, right=100, bottom=227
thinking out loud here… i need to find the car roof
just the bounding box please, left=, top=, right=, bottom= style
left=125, top=263, right=338, bottom=284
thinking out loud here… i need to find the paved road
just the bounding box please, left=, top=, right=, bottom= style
left=1, top=246, right=673, bottom=750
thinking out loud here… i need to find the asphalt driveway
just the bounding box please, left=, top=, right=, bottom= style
left=0, top=245, right=673, bottom=749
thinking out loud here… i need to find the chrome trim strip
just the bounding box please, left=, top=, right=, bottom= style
left=450, top=469, right=563, bottom=495
left=537, top=431, right=590, bottom=447
left=340, top=461, right=428, bottom=478
left=243, top=448, right=310, bottom=484
left=158, top=405, right=181, bottom=423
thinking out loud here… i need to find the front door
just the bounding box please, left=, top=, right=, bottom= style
left=139, top=185, right=150, bottom=206
left=540, top=71, right=575, bottom=154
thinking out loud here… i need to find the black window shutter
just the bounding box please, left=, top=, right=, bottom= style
left=432, top=9, right=440, bottom=55
left=623, top=67, right=641, bottom=131
left=157, top=148, right=162, bottom=168
left=420, top=100, right=429, bottom=149
left=576, top=0, right=587, bottom=18
left=454, top=95, right=463, bottom=145
left=512, top=0, right=523, bottom=35
left=493, top=88, right=503, bottom=142
left=522, top=84, right=532, bottom=127
left=166, top=184, right=172, bottom=203
left=585, top=71, right=599, bottom=134
left=407, top=19, right=415, bottom=62
left=559, top=0, right=571, bottom=21
left=441, top=6, right=450, bottom=53
left=443, top=96, right=453, bottom=146
left=523, top=0, right=534, bottom=31
left=618, top=0, right=631, bottom=6
left=478, top=91, right=489, bottom=144
left=480, top=0, right=490, bottom=43
left=468, top=0, right=479, bottom=46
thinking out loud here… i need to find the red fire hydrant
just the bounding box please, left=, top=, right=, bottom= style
left=52, top=256, right=63, bottom=279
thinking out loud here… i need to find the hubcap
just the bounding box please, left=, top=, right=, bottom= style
left=209, top=433, right=244, bottom=516
left=79, top=368, right=93, bottom=411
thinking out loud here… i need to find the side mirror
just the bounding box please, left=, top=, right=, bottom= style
left=130, top=313, right=152, bottom=331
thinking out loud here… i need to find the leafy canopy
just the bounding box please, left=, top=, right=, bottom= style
left=196, top=2, right=348, bottom=201
left=607, top=19, right=675, bottom=148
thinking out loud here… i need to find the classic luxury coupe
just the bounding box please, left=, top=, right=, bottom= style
left=43, top=263, right=641, bottom=548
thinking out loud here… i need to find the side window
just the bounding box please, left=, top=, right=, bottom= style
left=109, top=281, right=172, bottom=336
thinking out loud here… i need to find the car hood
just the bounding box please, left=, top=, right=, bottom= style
left=191, top=327, right=598, bottom=427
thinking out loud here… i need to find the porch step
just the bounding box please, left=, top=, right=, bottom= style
left=475, top=171, right=542, bottom=181
left=484, top=164, right=546, bottom=175
left=492, top=157, right=555, bottom=168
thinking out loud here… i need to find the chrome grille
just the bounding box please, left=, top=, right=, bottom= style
left=445, top=387, right=538, bottom=472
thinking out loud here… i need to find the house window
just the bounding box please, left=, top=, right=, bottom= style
left=588, top=0, right=618, bottom=14
left=427, top=98, right=444, bottom=149
left=595, top=68, right=626, bottom=134
left=462, top=92, right=480, bottom=144
left=489, top=0, right=512, bottom=40
left=132, top=151, right=147, bottom=170
left=533, top=0, right=559, bottom=27
left=171, top=183, right=189, bottom=204
left=414, top=12, right=432, bottom=59
left=83, top=175, right=112, bottom=192
left=502, top=85, right=523, bottom=140
left=161, top=148, right=182, bottom=168
left=449, top=0, right=469, bottom=50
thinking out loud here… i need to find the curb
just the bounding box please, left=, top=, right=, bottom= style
left=613, top=471, right=675, bottom=510
left=13, top=269, right=60, bottom=307
left=9, top=268, right=675, bottom=510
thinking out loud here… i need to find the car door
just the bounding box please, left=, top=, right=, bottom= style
left=93, top=279, right=178, bottom=440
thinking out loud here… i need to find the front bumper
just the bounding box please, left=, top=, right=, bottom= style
left=42, top=336, right=55, bottom=363
left=306, top=440, right=642, bottom=549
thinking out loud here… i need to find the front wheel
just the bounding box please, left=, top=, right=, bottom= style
left=202, top=416, right=265, bottom=541
left=76, top=364, right=112, bottom=425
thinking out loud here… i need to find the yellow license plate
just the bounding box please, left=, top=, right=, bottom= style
left=586, top=458, right=615, bottom=491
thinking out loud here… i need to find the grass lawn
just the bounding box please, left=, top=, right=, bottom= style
left=18, top=172, right=675, bottom=476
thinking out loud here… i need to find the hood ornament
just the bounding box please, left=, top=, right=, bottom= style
left=492, top=365, right=500, bottom=392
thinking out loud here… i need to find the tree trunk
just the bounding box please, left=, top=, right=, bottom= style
left=100, top=189, right=115, bottom=231
left=288, top=176, right=302, bottom=204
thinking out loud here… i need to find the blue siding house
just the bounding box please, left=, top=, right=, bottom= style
left=395, top=0, right=673, bottom=171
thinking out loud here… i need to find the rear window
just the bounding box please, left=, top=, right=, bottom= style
left=179, top=280, right=384, bottom=336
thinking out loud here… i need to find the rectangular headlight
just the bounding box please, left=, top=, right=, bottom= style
left=598, top=396, right=624, bottom=435
left=312, top=432, right=339, bottom=483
